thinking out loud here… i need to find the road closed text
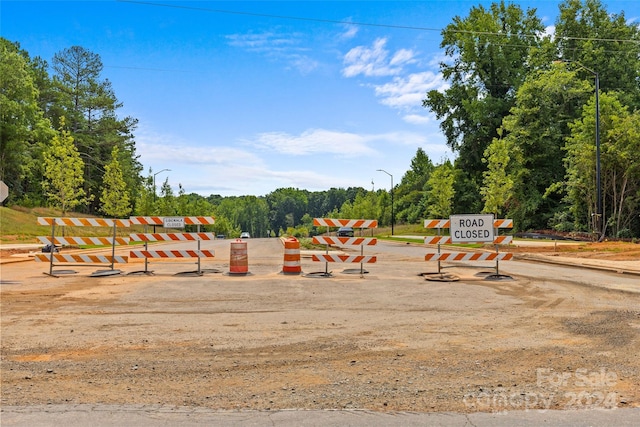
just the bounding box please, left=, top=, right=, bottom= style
left=450, top=214, right=495, bottom=243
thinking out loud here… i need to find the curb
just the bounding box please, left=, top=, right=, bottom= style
left=515, top=253, right=640, bottom=277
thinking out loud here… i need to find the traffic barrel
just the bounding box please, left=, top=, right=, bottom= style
left=282, top=237, right=302, bottom=275
left=229, top=239, right=249, bottom=274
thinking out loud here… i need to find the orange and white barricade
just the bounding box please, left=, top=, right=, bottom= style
left=36, top=217, right=130, bottom=277
left=128, top=216, right=216, bottom=275
left=310, top=218, right=378, bottom=277
left=423, top=216, right=514, bottom=278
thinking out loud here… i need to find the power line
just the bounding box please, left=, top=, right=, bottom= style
left=117, top=0, right=639, bottom=45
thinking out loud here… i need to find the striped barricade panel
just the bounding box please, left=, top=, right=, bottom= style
left=184, top=216, right=215, bottom=225
left=313, top=218, right=378, bottom=229
left=312, top=236, right=377, bottom=246
left=129, top=216, right=163, bottom=225
left=129, top=233, right=216, bottom=242
left=424, top=236, right=513, bottom=245
left=38, top=217, right=130, bottom=227
left=424, top=219, right=513, bottom=229
left=35, top=254, right=129, bottom=263
left=424, top=219, right=451, bottom=229
left=38, top=236, right=130, bottom=246
left=311, top=254, right=377, bottom=264
left=129, top=250, right=216, bottom=259
left=129, top=216, right=216, bottom=226
left=424, top=252, right=513, bottom=262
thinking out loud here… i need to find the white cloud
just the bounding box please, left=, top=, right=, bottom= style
left=251, top=129, right=378, bottom=156
left=374, top=71, right=448, bottom=110
left=342, top=38, right=415, bottom=77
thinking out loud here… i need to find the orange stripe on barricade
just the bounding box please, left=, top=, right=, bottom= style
left=312, top=236, right=377, bottom=246
left=424, top=252, right=513, bottom=262
left=129, top=250, right=215, bottom=259
left=312, top=218, right=378, bottom=228
left=424, top=219, right=513, bottom=229
left=38, top=217, right=130, bottom=227
left=311, top=254, right=377, bottom=263
left=35, top=254, right=129, bottom=263
left=424, top=236, right=452, bottom=245
left=424, top=236, right=513, bottom=245
left=38, top=236, right=130, bottom=246
left=129, top=233, right=216, bottom=242
left=424, top=219, right=451, bottom=229
left=184, top=216, right=216, bottom=225
left=129, top=216, right=164, bottom=225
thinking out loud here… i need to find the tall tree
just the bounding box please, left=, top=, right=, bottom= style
left=50, top=46, right=141, bottom=213
left=0, top=39, right=53, bottom=204
left=500, top=64, right=592, bottom=229
left=100, top=146, right=131, bottom=218
left=425, top=161, right=456, bottom=219
left=394, top=148, right=434, bottom=223
left=565, top=93, right=640, bottom=237
left=555, top=0, right=640, bottom=110
left=480, top=135, right=514, bottom=217
left=42, top=119, right=89, bottom=213
left=423, top=1, right=545, bottom=212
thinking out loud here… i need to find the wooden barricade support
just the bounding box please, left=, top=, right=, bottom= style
left=424, top=217, right=514, bottom=278
left=36, top=217, right=130, bottom=277
left=311, top=218, right=378, bottom=277
left=128, top=216, right=216, bottom=275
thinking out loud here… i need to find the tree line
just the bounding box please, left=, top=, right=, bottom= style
left=1, top=0, right=639, bottom=238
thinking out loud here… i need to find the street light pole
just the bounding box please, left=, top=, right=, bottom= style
left=153, top=169, right=171, bottom=202
left=558, top=60, right=602, bottom=238
left=377, top=169, right=394, bottom=236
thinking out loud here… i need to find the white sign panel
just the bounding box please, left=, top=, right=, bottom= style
left=0, top=180, right=8, bottom=203
left=163, top=216, right=185, bottom=229
left=449, top=214, right=494, bottom=243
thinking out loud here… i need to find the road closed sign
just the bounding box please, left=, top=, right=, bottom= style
left=450, top=214, right=494, bottom=243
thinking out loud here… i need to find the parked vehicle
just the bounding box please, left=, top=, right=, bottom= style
left=41, top=244, right=60, bottom=253
left=337, top=227, right=354, bottom=237
left=240, top=232, right=251, bottom=239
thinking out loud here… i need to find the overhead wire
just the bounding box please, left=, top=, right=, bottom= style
left=117, top=0, right=639, bottom=45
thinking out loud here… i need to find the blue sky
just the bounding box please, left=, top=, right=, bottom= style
left=2, top=1, right=637, bottom=197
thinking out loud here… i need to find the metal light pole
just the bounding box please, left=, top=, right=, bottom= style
left=377, top=169, right=394, bottom=236
left=153, top=169, right=171, bottom=202
left=562, top=60, right=602, bottom=238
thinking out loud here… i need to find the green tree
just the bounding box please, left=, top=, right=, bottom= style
left=565, top=93, right=640, bottom=237
left=0, top=39, right=53, bottom=204
left=422, top=1, right=545, bottom=212
left=394, top=148, right=434, bottom=223
left=100, top=146, right=131, bottom=218
left=480, top=136, right=514, bottom=217
left=42, top=119, right=89, bottom=213
left=501, top=64, right=592, bottom=230
left=425, top=161, right=456, bottom=219
left=50, top=46, right=141, bottom=213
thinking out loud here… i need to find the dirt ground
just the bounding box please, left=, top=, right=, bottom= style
left=1, top=240, right=639, bottom=414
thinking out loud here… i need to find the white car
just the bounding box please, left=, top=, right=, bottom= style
left=240, top=232, right=251, bottom=239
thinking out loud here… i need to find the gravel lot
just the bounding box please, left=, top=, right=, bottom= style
left=1, top=239, right=639, bottom=413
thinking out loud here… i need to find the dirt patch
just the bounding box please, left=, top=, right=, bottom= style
left=2, top=246, right=639, bottom=413
left=501, top=241, right=640, bottom=261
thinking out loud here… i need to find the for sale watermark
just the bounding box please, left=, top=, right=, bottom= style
left=462, top=367, right=620, bottom=413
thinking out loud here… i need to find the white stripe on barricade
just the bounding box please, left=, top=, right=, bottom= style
left=312, top=236, right=377, bottom=246
left=35, top=254, right=129, bottom=263
left=424, top=235, right=513, bottom=245
left=313, top=218, right=378, bottom=228
left=424, top=252, right=513, bottom=262
left=38, top=217, right=130, bottom=227
left=311, top=254, right=377, bottom=263
left=129, top=233, right=216, bottom=242
left=38, top=236, right=130, bottom=246
left=129, top=250, right=215, bottom=259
